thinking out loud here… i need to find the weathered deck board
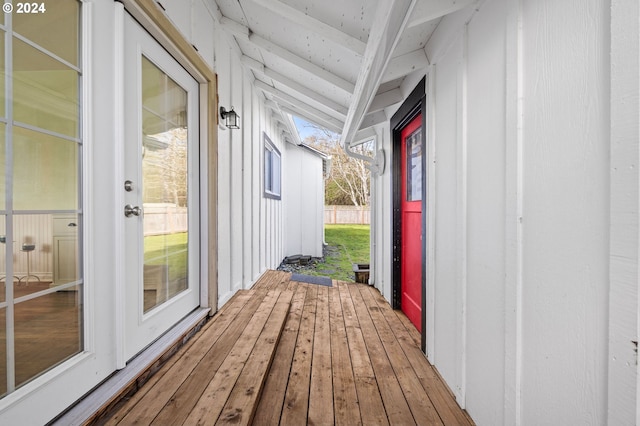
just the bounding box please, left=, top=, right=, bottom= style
left=150, top=288, right=278, bottom=425
left=329, top=283, right=361, bottom=425
left=218, top=289, right=294, bottom=424
left=347, top=282, right=417, bottom=424
left=308, top=285, right=333, bottom=424
left=97, top=270, right=474, bottom=426
left=338, top=281, right=389, bottom=425
left=184, top=288, right=288, bottom=425
left=103, top=291, right=253, bottom=426
left=252, top=285, right=307, bottom=426
left=358, top=284, right=443, bottom=425
left=364, top=284, right=475, bottom=426
left=279, top=284, right=317, bottom=425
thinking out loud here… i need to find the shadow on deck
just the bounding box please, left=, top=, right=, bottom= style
left=92, top=270, right=474, bottom=425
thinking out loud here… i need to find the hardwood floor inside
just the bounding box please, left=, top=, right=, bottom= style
left=96, top=270, right=474, bottom=425
left=0, top=281, right=82, bottom=396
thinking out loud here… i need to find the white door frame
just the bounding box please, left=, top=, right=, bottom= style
left=121, top=12, right=201, bottom=361
left=114, top=2, right=212, bottom=368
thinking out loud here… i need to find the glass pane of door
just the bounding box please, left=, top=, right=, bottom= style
left=124, top=12, right=199, bottom=361
left=406, top=127, right=422, bottom=202
left=141, top=57, right=189, bottom=313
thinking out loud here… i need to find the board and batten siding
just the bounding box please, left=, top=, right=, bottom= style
left=158, top=0, right=286, bottom=308
left=283, top=144, right=324, bottom=258
left=372, top=0, right=640, bottom=424
left=215, top=29, right=285, bottom=307
left=609, top=1, right=640, bottom=424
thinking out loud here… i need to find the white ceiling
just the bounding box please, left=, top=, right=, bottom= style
left=215, top=0, right=478, bottom=145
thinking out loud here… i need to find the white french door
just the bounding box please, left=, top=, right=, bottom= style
left=122, top=15, right=200, bottom=360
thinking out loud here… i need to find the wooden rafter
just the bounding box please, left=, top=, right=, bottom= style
left=220, top=17, right=355, bottom=95
left=244, top=0, right=367, bottom=55
left=254, top=80, right=345, bottom=129
left=340, top=0, right=417, bottom=146
left=359, top=111, right=388, bottom=130
left=278, top=105, right=343, bottom=135
left=369, top=88, right=404, bottom=113
left=382, top=49, right=430, bottom=83
left=241, top=55, right=349, bottom=117
left=408, top=0, right=477, bottom=28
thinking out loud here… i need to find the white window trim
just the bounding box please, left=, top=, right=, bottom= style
left=263, top=133, right=281, bottom=200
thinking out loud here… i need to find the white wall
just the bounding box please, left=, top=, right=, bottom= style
left=520, top=1, right=609, bottom=424
left=609, top=0, right=639, bottom=424
left=215, top=30, right=285, bottom=306
left=371, top=124, right=389, bottom=301
left=283, top=144, right=324, bottom=258
left=373, top=0, right=639, bottom=424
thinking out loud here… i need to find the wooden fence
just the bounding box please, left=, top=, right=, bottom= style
left=324, top=205, right=370, bottom=225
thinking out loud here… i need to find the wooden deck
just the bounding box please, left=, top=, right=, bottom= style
left=97, top=270, right=474, bottom=425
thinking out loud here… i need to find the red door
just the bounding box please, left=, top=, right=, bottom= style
left=400, top=114, right=423, bottom=331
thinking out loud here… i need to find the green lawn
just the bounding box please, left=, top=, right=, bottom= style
left=310, top=224, right=370, bottom=281
left=144, top=232, right=188, bottom=281
left=144, top=226, right=372, bottom=283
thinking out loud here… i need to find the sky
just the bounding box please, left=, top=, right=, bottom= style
left=293, top=116, right=340, bottom=142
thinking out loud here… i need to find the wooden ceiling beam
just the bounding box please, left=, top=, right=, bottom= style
left=340, top=0, right=417, bottom=146
left=254, top=80, right=346, bottom=130
left=246, top=0, right=367, bottom=55
left=368, top=88, right=404, bottom=113
left=408, top=0, right=478, bottom=28
left=219, top=17, right=355, bottom=96
left=250, top=34, right=355, bottom=94
left=279, top=105, right=343, bottom=135
left=241, top=55, right=349, bottom=117
left=359, top=110, right=388, bottom=130
left=382, top=48, right=430, bottom=83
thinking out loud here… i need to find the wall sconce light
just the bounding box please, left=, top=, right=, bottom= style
left=220, top=106, right=240, bottom=129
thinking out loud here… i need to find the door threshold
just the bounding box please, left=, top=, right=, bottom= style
left=50, top=307, right=211, bottom=425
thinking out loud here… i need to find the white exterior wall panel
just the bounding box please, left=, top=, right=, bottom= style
left=230, top=51, right=244, bottom=293
left=251, top=91, right=262, bottom=282
left=371, top=122, right=393, bottom=303
left=465, top=0, right=506, bottom=423
left=373, top=0, right=625, bottom=423
left=192, top=0, right=215, bottom=70
left=242, top=74, right=253, bottom=288
left=284, top=145, right=324, bottom=258
left=212, top=20, right=286, bottom=305
left=215, top=30, right=233, bottom=306
left=521, top=0, right=609, bottom=423
left=608, top=1, right=639, bottom=423
left=432, top=35, right=464, bottom=401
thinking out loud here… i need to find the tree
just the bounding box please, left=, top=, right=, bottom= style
left=302, top=126, right=373, bottom=206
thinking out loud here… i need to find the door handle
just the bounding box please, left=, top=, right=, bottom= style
left=124, top=204, right=142, bottom=217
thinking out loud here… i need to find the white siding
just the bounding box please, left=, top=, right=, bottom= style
left=465, top=0, right=506, bottom=421
left=432, top=33, right=464, bottom=401
left=608, top=1, right=639, bottom=423
left=372, top=0, right=635, bottom=424
left=372, top=122, right=393, bottom=303
left=214, top=32, right=286, bottom=306
left=251, top=91, right=262, bottom=282
left=242, top=73, right=254, bottom=287
left=230, top=51, right=244, bottom=293
left=521, top=1, right=609, bottom=424
left=283, top=145, right=324, bottom=258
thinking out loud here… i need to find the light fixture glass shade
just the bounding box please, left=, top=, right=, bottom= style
left=220, top=106, right=240, bottom=129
